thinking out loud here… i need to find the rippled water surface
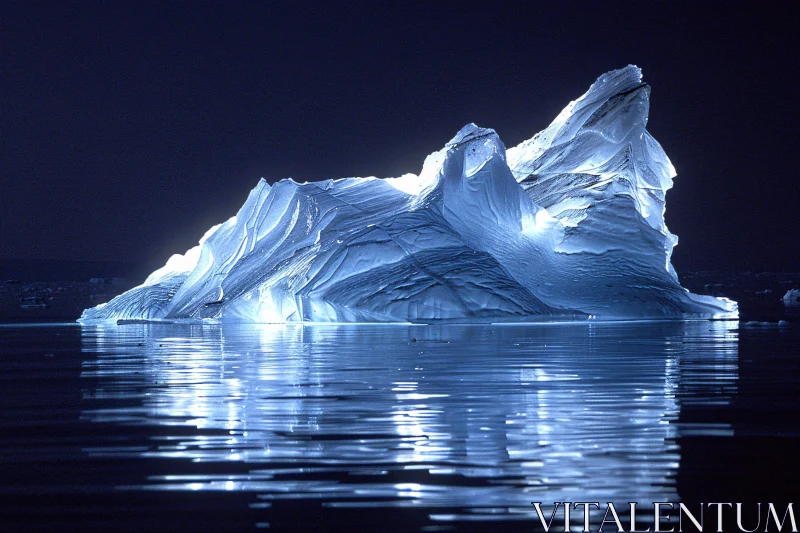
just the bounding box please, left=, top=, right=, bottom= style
left=1, top=321, right=799, bottom=532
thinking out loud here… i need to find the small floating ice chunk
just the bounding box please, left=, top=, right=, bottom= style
left=783, top=289, right=800, bottom=306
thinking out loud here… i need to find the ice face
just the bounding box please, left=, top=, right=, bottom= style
left=80, top=66, right=738, bottom=324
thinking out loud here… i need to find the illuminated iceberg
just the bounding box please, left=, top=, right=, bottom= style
left=79, top=66, right=737, bottom=324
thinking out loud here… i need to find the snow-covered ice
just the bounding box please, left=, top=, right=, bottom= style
left=80, top=66, right=737, bottom=324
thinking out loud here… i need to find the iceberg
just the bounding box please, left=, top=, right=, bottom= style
left=80, top=66, right=737, bottom=324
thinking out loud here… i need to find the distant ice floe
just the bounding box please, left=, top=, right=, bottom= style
left=740, top=320, right=791, bottom=328
left=80, top=66, right=737, bottom=324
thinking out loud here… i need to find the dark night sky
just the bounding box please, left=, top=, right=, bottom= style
left=2, top=2, right=798, bottom=274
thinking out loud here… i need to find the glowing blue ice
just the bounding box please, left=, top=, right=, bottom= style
left=80, top=66, right=737, bottom=324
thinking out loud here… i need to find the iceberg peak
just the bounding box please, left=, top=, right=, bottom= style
left=80, top=67, right=737, bottom=324
left=447, top=123, right=503, bottom=151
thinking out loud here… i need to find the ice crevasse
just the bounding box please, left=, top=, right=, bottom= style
left=80, top=66, right=738, bottom=324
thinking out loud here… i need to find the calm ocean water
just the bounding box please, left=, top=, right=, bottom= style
left=1, top=319, right=798, bottom=532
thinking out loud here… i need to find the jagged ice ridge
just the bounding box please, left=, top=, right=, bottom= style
left=80, top=66, right=738, bottom=324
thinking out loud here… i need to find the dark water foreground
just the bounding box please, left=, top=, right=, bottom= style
left=1, top=320, right=798, bottom=532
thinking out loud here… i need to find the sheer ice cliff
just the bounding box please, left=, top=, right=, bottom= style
left=80, top=66, right=737, bottom=324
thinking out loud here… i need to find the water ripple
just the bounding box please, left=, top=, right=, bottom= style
left=79, top=321, right=739, bottom=521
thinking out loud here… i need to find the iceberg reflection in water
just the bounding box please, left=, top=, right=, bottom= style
left=80, top=322, right=738, bottom=521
